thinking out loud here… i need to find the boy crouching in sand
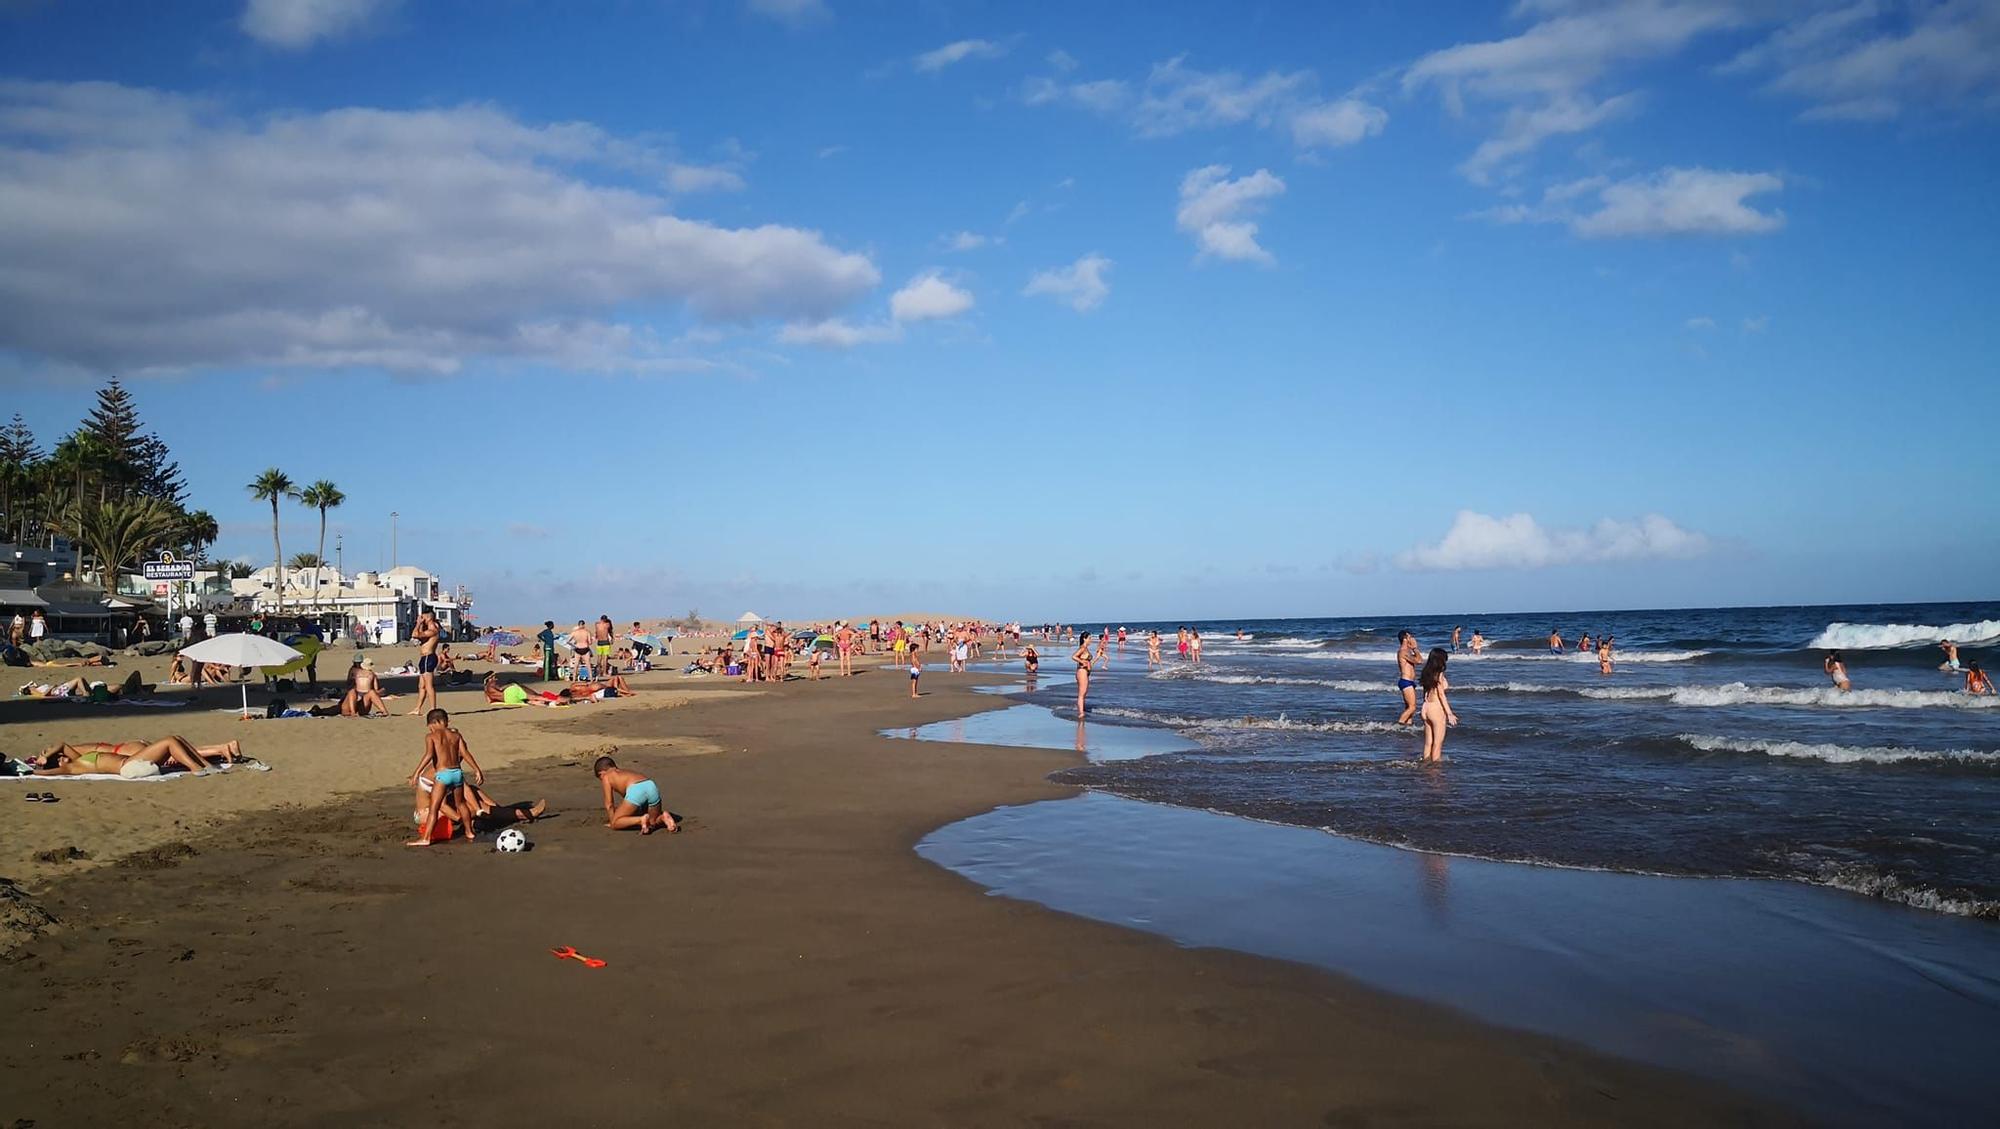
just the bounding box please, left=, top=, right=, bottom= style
left=594, top=754, right=677, bottom=834
left=408, top=708, right=482, bottom=846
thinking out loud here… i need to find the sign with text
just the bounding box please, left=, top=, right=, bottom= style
left=142, top=559, right=195, bottom=581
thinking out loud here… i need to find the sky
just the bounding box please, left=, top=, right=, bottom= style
left=1, top=0, right=1995, bottom=625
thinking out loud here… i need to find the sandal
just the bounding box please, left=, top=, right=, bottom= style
left=24, top=792, right=42, bottom=802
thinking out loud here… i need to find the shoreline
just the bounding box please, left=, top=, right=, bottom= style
left=1, top=662, right=1791, bottom=1125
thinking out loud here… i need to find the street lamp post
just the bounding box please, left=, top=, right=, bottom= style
left=391, top=511, right=399, bottom=569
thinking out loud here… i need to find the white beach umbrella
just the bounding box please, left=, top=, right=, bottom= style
left=179, top=632, right=303, bottom=718
left=736, top=612, right=764, bottom=624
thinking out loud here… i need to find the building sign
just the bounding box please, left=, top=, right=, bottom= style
left=142, top=553, right=195, bottom=581
left=153, top=583, right=169, bottom=597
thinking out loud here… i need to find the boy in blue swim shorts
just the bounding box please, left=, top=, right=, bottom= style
left=408, top=708, right=483, bottom=846
left=594, top=754, right=677, bottom=835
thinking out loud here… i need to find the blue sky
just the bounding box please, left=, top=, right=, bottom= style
left=1, top=0, right=1995, bottom=624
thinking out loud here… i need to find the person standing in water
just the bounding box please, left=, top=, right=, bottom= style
left=1095, top=629, right=1109, bottom=670
left=1419, top=648, right=1457, bottom=763
left=1450, top=626, right=1462, bottom=652
left=1146, top=630, right=1162, bottom=667
left=1395, top=630, right=1422, bottom=726
left=1939, top=640, right=1961, bottom=673
left=1824, top=651, right=1851, bottom=692
left=1548, top=629, right=1564, bottom=654
left=1072, top=632, right=1095, bottom=716
left=1597, top=634, right=1615, bottom=676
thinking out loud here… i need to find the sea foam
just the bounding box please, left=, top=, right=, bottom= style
left=1678, top=734, right=2000, bottom=766
left=1808, top=619, right=2000, bottom=650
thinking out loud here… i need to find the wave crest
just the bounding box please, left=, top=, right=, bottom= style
left=1808, top=619, right=2000, bottom=650
left=1678, top=734, right=2000, bottom=765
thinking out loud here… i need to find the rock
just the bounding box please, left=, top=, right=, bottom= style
left=125, top=639, right=176, bottom=657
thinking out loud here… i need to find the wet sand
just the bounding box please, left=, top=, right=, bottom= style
left=0, top=668, right=1795, bottom=1126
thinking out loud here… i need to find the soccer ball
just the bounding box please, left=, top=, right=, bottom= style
left=494, top=828, right=528, bottom=853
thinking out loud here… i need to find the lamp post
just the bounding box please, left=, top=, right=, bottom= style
left=391, top=511, right=399, bottom=569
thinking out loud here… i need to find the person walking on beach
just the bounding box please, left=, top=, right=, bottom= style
left=1395, top=631, right=1422, bottom=726
left=1072, top=632, right=1095, bottom=716
left=29, top=609, right=46, bottom=644
left=567, top=620, right=594, bottom=680
left=7, top=611, right=22, bottom=649
left=908, top=647, right=922, bottom=698
left=1419, top=648, right=1458, bottom=763
left=1824, top=651, right=1852, bottom=692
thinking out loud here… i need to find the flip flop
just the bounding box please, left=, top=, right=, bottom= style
left=24, top=793, right=42, bottom=802
left=41, top=792, right=58, bottom=803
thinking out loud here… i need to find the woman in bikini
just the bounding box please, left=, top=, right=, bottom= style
left=1824, top=651, right=1851, bottom=692
left=1965, top=661, right=1994, bottom=696
left=1418, top=648, right=1458, bottom=763
left=33, top=737, right=245, bottom=779
left=1072, top=632, right=1095, bottom=717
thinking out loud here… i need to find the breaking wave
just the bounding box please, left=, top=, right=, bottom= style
left=1808, top=619, right=2000, bottom=650
left=1678, top=734, right=2000, bottom=766
left=1456, top=681, right=2000, bottom=709
left=1095, top=706, right=1408, bottom=736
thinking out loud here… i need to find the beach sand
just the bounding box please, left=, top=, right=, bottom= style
left=0, top=660, right=1794, bottom=1126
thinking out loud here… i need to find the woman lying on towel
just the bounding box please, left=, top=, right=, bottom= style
left=31, top=737, right=246, bottom=778
left=18, top=671, right=152, bottom=701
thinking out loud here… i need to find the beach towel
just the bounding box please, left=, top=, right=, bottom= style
left=2, top=762, right=272, bottom=784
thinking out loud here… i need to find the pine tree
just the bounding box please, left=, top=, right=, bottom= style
left=130, top=433, right=188, bottom=506
left=81, top=377, right=144, bottom=497
left=0, top=414, right=42, bottom=544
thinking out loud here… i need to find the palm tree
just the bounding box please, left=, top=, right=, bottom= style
left=289, top=552, right=324, bottom=569
left=248, top=468, right=297, bottom=614
left=298, top=480, right=344, bottom=610
left=180, top=509, right=219, bottom=564
left=65, top=496, right=183, bottom=594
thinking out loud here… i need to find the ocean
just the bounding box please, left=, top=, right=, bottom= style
left=1019, top=601, right=1999, bottom=920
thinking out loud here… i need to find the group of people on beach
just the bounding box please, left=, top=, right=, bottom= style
left=1820, top=639, right=1992, bottom=694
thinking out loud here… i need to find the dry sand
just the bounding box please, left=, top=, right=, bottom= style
left=0, top=656, right=1797, bottom=1126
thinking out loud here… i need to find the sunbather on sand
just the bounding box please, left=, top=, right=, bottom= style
left=17, top=671, right=151, bottom=701
left=33, top=737, right=244, bottom=778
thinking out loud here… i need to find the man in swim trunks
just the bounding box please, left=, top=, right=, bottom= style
left=408, top=609, right=440, bottom=716
left=1548, top=629, right=1564, bottom=654
left=1396, top=630, right=1422, bottom=726
left=1940, top=640, right=1961, bottom=673
left=594, top=614, right=615, bottom=674
left=567, top=620, right=594, bottom=680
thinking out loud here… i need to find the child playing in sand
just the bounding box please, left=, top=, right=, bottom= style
left=407, top=708, right=482, bottom=846
left=593, top=754, right=676, bottom=834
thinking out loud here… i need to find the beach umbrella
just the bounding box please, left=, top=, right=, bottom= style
left=812, top=634, right=837, bottom=650
left=731, top=628, right=752, bottom=640
left=630, top=633, right=665, bottom=649
left=179, top=632, right=303, bottom=718
left=475, top=630, right=524, bottom=647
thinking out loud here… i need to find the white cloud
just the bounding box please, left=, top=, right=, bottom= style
left=1405, top=1, right=1754, bottom=180
left=1685, top=315, right=1717, bottom=329
left=241, top=0, right=395, bottom=48
left=0, top=82, right=878, bottom=375
left=1176, top=165, right=1286, bottom=263
left=1723, top=0, right=2000, bottom=122
left=1047, top=49, right=1080, bottom=72
left=1289, top=98, right=1389, bottom=148
left=1741, top=314, right=1770, bottom=332
left=1459, top=91, right=1638, bottom=183
left=888, top=272, right=974, bottom=322
left=1023, top=54, right=1385, bottom=153
left=746, top=0, right=829, bottom=27
left=778, top=318, right=900, bottom=348
left=939, top=230, right=992, bottom=252
left=914, top=38, right=1009, bottom=73
left=1571, top=167, right=1785, bottom=237
left=1396, top=510, right=1711, bottom=571
left=1004, top=200, right=1031, bottom=225
left=1023, top=253, right=1112, bottom=312
left=665, top=161, right=747, bottom=193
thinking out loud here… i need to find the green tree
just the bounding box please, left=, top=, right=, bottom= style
left=65, top=496, right=184, bottom=594
left=289, top=551, right=324, bottom=569
left=0, top=413, right=42, bottom=544
left=180, top=509, right=219, bottom=563
left=298, top=480, right=345, bottom=609
left=248, top=468, right=298, bottom=614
